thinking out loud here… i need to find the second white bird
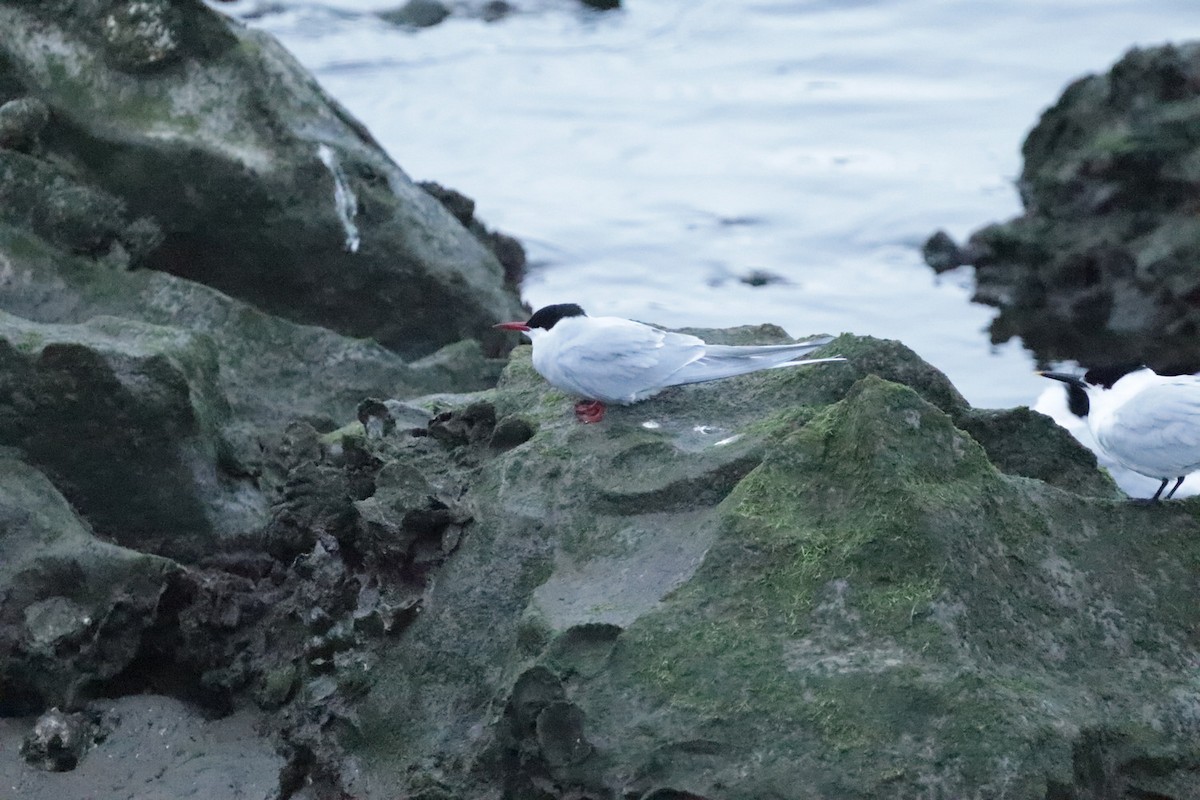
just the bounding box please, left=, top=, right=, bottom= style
left=1041, top=366, right=1200, bottom=501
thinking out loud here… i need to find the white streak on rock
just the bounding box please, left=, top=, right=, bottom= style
left=317, top=143, right=360, bottom=253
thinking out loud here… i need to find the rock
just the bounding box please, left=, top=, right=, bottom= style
left=737, top=268, right=786, bottom=286
left=101, top=0, right=183, bottom=71
left=0, top=311, right=265, bottom=556
left=921, top=229, right=967, bottom=273
left=580, top=0, right=620, bottom=10
left=925, top=42, right=1200, bottom=372
left=0, top=457, right=177, bottom=711
left=0, top=1, right=523, bottom=356
left=956, top=405, right=1116, bottom=496
left=418, top=181, right=475, bottom=227
left=488, top=414, right=535, bottom=450
left=2, top=229, right=1193, bottom=799
left=23, top=597, right=93, bottom=652
left=379, top=0, right=452, bottom=29
left=0, top=151, right=158, bottom=264
left=480, top=1, right=514, bottom=22
left=421, top=181, right=527, bottom=290
left=337, top=333, right=1200, bottom=798
left=0, top=226, right=502, bottom=437
left=0, top=96, right=50, bottom=152
left=19, top=708, right=97, bottom=772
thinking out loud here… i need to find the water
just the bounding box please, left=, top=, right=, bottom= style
left=228, top=0, right=1200, bottom=416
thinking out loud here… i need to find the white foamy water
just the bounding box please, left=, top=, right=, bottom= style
left=224, top=0, right=1200, bottom=412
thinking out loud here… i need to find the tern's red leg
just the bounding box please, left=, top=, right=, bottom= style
left=574, top=400, right=607, bottom=423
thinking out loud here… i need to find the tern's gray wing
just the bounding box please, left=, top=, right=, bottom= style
left=555, top=318, right=706, bottom=404
left=1101, top=379, right=1200, bottom=476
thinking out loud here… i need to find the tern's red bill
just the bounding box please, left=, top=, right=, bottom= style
left=494, top=321, right=531, bottom=331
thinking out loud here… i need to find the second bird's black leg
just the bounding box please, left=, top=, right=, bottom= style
left=1165, top=476, right=1186, bottom=500
left=1150, top=479, right=1169, bottom=502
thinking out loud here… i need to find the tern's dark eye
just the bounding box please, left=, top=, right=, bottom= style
left=526, top=303, right=587, bottom=330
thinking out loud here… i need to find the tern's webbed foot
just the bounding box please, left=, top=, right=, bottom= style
left=574, top=400, right=606, bottom=424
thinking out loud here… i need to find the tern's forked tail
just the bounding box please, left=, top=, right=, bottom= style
left=667, top=344, right=846, bottom=387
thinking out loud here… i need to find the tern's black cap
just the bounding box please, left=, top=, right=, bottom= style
left=526, top=303, right=587, bottom=330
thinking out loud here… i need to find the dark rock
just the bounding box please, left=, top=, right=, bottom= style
left=427, top=401, right=497, bottom=448
left=420, top=181, right=528, bottom=290
left=379, top=0, right=452, bottom=28
left=535, top=701, right=593, bottom=768
left=489, top=414, right=535, bottom=450
left=489, top=230, right=527, bottom=289
left=0, top=312, right=266, bottom=557
left=0, top=151, right=158, bottom=264
left=0, top=457, right=177, bottom=710
left=480, top=1, right=514, bottom=22
left=19, top=708, right=97, bottom=772
left=0, top=97, right=50, bottom=152
left=922, top=229, right=967, bottom=273
left=0, top=228, right=498, bottom=441
left=419, top=180, right=475, bottom=226
left=100, top=0, right=183, bottom=71
left=0, top=1, right=522, bottom=357
left=580, top=0, right=620, bottom=10
left=737, top=268, right=786, bottom=286
left=357, top=398, right=395, bottom=440
left=926, top=42, right=1200, bottom=371
left=957, top=405, right=1117, bottom=496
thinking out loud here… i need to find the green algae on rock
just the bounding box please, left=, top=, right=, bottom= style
left=338, top=332, right=1200, bottom=798
left=1, top=297, right=1194, bottom=797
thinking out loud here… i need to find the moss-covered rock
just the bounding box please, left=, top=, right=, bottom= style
left=335, top=333, right=1200, bottom=798
left=0, top=0, right=522, bottom=356
left=0, top=150, right=156, bottom=264
left=925, top=42, right=1200, bottom=372
left=0, top=456, right=178, bottom=711
left=0, top=223, right=501, bottom=435
left=0, top=310, right=264, bottom=557
left=2, top=315, right=1189, bottom=797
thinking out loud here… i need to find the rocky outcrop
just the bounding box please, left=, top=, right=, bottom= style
left=6, top=321, right=1200, bottom=798
left=175, top=329, right=1183, bottom=800
left=0, top=0, right=523, bottom=356
left=0, top=311, right=265, bottom=557
left=924, top=42, right=1200, bottom=372
left=340, top=335, right=1200, bottom=800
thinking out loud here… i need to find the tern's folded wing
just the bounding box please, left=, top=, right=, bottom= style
left=557, top=318, right=706, bottom=403
left=1105, top=380, right=1200, bottom=475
